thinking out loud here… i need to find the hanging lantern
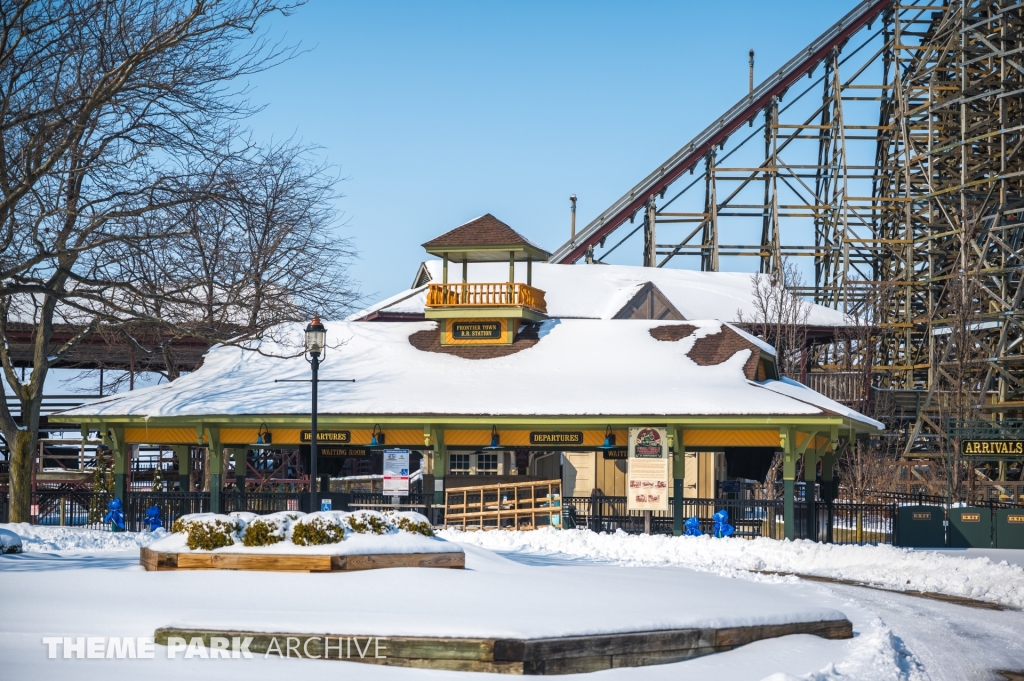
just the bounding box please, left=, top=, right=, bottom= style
left=483, top=425, right=501, bottom=450
left=369, top=424, right=385, bottom=448
left=255, top=423, right=272, bottom=446
left=598, top=425, right=617, bottom=450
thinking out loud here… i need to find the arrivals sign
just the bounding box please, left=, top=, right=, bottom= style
left=960, top=439, right=1024, bottom=457
left=626, top=427, right=669, bottom=512
left=382, top=449, right=410, bottom=497
left=301, top=430, right=350, bottom=444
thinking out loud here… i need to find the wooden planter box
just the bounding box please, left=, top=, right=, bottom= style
left=154, top=618, right=853, bottom=674
left=140, top=547, right=464, bottom=572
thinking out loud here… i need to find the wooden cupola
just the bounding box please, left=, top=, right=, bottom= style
left=422, top=214, right=550, bottom=344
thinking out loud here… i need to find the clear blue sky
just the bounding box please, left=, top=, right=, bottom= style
left=246, top=0, right=857, bottom=305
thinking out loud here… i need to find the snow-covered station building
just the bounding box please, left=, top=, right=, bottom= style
left=57, top=215, right=882, bottom=539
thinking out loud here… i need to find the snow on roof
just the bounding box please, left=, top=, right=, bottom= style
left=58, top=319, right=880, bottom=430
left=422, top=214, right=550, bottom=256
left=350, top=260, right=850, bottom=326
left=760, top=377, right=882, bottom=429
left=346, top=286, right=428, bottom=320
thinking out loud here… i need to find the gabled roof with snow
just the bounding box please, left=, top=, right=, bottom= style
left=421, top=214, right=550, bottom=261
left=58, top=319, right=881, bottom=430
left=349, top=260, right=850, bottom=326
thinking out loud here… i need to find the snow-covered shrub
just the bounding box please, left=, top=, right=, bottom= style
left=384, top=511, right=434, bottom=537
left=243, top=512, right=297, bottom=547
left=0, top=528, right=22, bottom=554
left=171, top=514, right=239, bottom=551
left=229, top=511, right=257, bottom=525
left=345, top=510, right=392, bottom=535
left=291, top=513, right=345, bottom=546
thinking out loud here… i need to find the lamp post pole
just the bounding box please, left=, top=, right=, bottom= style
left=304, top=316, right=327, bottom=513
left=310, top=348, right=319, bottom=513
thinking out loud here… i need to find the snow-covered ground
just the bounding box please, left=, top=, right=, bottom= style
left=1, top=524, right=1022, bottom=680
left=440, top=528, right=1024, bottom=609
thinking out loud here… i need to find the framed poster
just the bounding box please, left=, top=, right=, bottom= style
left=382, top=449, right=410, bottom=496
left=626, top=427, right=669, bottom=512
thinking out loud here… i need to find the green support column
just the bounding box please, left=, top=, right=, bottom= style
left=804, top=443, right=821, bottom=542
left=820, top=429, right=841, bottom=544
left=233, top=448, right=247, bottom=492
left=106, top=427, right=127, bottom=501
left=782, top=427, right=796, bottom=541
left=173, top=446, right=190, bottom=492
left=432, top=429, right=446, bottom=505
left=204, top=428, right=222, bottom=513
left=820, top=427, right=842, bottom=502
left=672, top=427, right=684, bottom=536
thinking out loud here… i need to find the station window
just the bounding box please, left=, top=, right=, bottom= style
left=450, top=454, right=471, bottom=475
left=476, top=453, right=498, bottom=475
left=448, top=452, right=501, bottom=476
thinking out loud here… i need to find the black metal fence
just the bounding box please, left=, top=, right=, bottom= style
left=563, top=496, right=898, bottom=544
left=0, top=491, right=212, bottom=532
left=2, top=489, right=898, bottom=544
left=124, top=492, right=209, bottom=531
left=222, top=492, right=304, bottom=514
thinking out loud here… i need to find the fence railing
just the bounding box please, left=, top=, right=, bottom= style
left=17, top=491, right=211, bottom=532
left=849, top=488, right=1024, bottom=508
left=803, top=372, right=868, bottom=405
left=425, top=282, right=547, bottom=312
left=5, top=489, right=898, bottom=543
left=562, top=496, right=897, bottom=544
left=222, top=492, right=304, bottom=514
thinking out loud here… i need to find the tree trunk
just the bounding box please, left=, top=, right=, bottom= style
left=8, top=430, right=35, bottom=522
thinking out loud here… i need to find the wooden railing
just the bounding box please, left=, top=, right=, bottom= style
left=426, top=283, right=547, bottom=313
left=803, top=372, right=868, bottom=405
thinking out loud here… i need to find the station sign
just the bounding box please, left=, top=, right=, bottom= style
left=626, top=427, right=669, bottom=512
left=317, top=447, right=368, bottom=457
left=301, top=430, right=351, bottom=444
left=383, top=449, right=410, bottom=496
left=451, top=321, right=502, bottom=340
left=442, top=318, right=511, bottom=346
left=529, top=431, right=583, bottom=446
left=960, top=439, right=1023, bottom=457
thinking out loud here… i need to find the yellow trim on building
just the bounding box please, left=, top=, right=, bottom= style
left=444, top=429, right=628, bottom=447
left=682, top=429, right=781, bottom=447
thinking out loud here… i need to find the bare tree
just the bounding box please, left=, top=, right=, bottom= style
left=0, top=0, right=360, bottom=522
left=735, top=259, right=811, bottom=498
left=736, top=258, right=811, bottom=379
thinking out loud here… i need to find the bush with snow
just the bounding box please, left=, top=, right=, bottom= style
left=291, top=513, right=346, bottom=546
left=243, top=511, right=300, bottom=547
left=172, top=514, right=241, bottom=551
left=145, top=509, right=440, bottom=551
left=344, top=509, right=393, bottom=536
left=0, top=527, right=23, bottom=554
left=384, top=510, right=434, bottom=537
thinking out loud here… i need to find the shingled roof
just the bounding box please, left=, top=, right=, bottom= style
left=422, top=214, right=550, bottom=260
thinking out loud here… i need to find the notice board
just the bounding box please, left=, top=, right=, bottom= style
left=626, top=427, right=669, bottom=512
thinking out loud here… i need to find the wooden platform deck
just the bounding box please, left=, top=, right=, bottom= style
left=140, top=547, right=464, bottom=572
left=155, top=618, right=853, bottom=674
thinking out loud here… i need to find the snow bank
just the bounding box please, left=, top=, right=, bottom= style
left=0, top=523, right=163, bottom=552
left=440, top=528, right=1024, bottom=609
left=0, top=527, right=22, bottom=553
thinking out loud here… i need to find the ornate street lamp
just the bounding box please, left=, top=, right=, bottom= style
left=305, top=316, right=326, bottom=512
